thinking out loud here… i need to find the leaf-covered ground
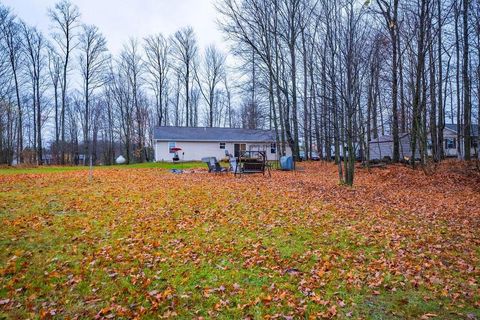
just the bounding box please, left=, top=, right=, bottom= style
left=0, top=162, right=479, bottom=319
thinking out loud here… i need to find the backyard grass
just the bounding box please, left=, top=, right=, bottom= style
left=0, top=161, right=479, bottom=319
left=0, top=161, right=204, bottom=175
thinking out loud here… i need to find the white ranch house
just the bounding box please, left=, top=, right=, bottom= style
left=153, top=126, right=291, bottom=162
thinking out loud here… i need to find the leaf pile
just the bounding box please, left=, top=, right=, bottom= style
left=0, top=161, right=479, bottom=319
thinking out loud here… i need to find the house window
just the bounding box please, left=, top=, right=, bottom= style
left=472, top=139, right=478, bottom=149
left=445, top=138, right=456, bottom=150
left=270, top=143, right=276, bottom=154
left=168, top=142, right=176, bottom=154
left=219, top=142, right=226, bottom=149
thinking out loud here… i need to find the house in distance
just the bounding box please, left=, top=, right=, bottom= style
left=443, top=124, right=479, bottom=157
left=368, top=133, right=418, bottom=161
left=368, top=124, right=479, bottom=161
left=153, top=126, right=291, bottom=162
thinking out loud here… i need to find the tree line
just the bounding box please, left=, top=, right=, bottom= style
left=0, top=0, right=235, bottom=166
left=217, top=0, right=479, bottom=184
left=0, top=0, right=479, bottom=185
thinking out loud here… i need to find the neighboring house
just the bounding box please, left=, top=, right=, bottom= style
left=368, top=124, right=479, bottom=161
left=368, top=133, right=419, bottom=161
left=443, top=124, right=479, bottom=157
left=153, top=126, right=291, bottom=162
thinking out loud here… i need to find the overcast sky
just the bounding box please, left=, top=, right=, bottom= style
left=3, top=0, right=227, bottom=55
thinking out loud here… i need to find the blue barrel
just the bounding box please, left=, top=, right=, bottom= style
left=280, top=156, right=294, bottom=170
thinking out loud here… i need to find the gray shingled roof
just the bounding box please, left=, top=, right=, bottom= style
left=445, top=124, right=479, bottom=136
left=153, top=126, right=276, bottom=142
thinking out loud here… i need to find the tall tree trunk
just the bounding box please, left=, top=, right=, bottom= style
left=411, top=0, right=428, bottom=169
left=311, top=59, right=321, bottom=158
left=185, top=65, right=190, bottom=126
left=428, top=27, right=438, bottom=161
left=302, top=29, right=309, bottom=159
left=290, top=37, right=300, bottom=158
left=391, top=0, right=400, bottom=162
left=398, top=26, right=406, bottom=133
left=84, top=80, right=90, bottom=165
left=10, top=59, right=23, bottom=164
left=54, top=83, right=59, bottom=161
left=61, top=42, right=69, bottom=165
left=455, top=3, right=463, bottom=159
left=437, top=0, right=445, bottom=159
left=36, top=73, right=42, bottom=165
left=462, top=0, right=471, bottom=160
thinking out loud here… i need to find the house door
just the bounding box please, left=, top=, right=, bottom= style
left=234, top=143, right=246, bottom=157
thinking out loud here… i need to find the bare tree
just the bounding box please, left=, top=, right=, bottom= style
left=462, top=0, right=471, bottom=160
left=195, top=44, right=226, bottom=127
left=436, top=0, right=445, bottom=160
left=47, top=47, right=62, bottom=158
left=0, top=6, right=16, bottom=165
left=48, top=0, right=81, bottom=164
left=21, top=22, right=46, bottom=164
left=377, top=0, right=400, bottom=162
left=1, top=9, right=24, bottom=163
left=170, top=27, right=198, bottom=127
left=108, top=63, right=134, bottom=164
left=224, top=75, right=233, bottom=127
left=79, top=23, right=109, bottom=164
left=409, top=0, right=431, bottom=168
left=120, top=39, right=146, bottom=162
left=144, top=33, right=170, bottom=126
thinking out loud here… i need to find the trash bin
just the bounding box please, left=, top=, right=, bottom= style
left=280, top=156, right=294, bottom=171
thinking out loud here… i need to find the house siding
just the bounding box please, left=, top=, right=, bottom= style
left=442, top=127, right=478, bottom=157
left=444, top=128, right=459, bottom=157
left=369, top=141, right=392, bottom=160
left=369, top=134, right=419, bottom=160
left=154, top=141, right=288, bottom=162
left=369, top=129, right=478, bottom=160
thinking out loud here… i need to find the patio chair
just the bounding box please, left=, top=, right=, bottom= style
left=203, top=157, right=227, bottom=173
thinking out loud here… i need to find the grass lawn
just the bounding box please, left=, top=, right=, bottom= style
left=0, top=162, right=479, bottom=319
left=0, top=161, right=205, bottom=175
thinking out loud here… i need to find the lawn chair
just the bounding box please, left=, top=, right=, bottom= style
left=202, top=157, right=227, bottom=173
